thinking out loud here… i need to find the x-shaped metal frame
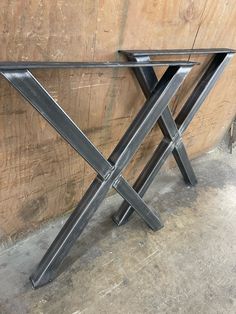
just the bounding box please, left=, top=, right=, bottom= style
left=113, top=49, right=235, bottom=226
left=1, top=60, right=195, bottom=287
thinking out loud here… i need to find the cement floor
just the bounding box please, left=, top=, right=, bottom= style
left=0, top=148, right=236, bottom=314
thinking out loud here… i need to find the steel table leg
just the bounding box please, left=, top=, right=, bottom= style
left=1, top=64, right=192, bottom=287
left=114, top=51, right=234, bottom=225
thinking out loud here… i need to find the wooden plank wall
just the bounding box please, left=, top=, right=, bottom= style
left=0, top=0, right=236, bottom=243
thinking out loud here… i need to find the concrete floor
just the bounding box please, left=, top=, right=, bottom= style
left=0, top=148, right=236, bottom=314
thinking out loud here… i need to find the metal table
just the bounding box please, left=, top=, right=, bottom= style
left=0, top=50, right=233, bottom=288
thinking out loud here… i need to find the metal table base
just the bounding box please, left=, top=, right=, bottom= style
left=0, top=49, right=234, bottom=288
left=113, top=48, right=235, bottom=225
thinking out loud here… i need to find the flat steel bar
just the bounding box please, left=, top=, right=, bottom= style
left=120, top=48, right=236, bottom=57
left=113, top=140, right=174, bottom=225
left=0, top=60, right=197, bottom=70
left=114, top=176, right=163, bottom=231
left=1, top=70, right=112, bottom=179
left=176, top=53, right=235, bottom=133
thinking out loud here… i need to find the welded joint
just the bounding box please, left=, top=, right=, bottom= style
left=112, top=175, right=122, bottom=188
left=103, top=166, right=115, bottom=181
left=133, top=56, right=151, bottom=63
left=173, top=136, right=183, bottom=148
left=173, top=133, right=182, bottom=146
left=162, top=137, right=173, bottom=145
left=162, top=131, right=181, bottom=147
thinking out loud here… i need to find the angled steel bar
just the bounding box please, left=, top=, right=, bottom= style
left=30, top=176, right=109, bottom=288
left=114, top=49, right=235, bottom=225
left=172, top=140, right=197, bottom=184
left=1, top=70, right=112, bottom=179
left=114, top=176, right=163, bottom=231
left=1, top=62, right=193, bottom=287
left=176, top=53, right=234, bottom=133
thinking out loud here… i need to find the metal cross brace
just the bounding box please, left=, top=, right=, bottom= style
left=0, top=60, right=195, bottom=288
left=113, top=48, right=235, bottom=226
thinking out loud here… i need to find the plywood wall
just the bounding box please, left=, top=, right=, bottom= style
left=0, top=0, right=236, bottom=243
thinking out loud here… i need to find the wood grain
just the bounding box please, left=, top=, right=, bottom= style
left=0, top=0, right=235, bottom=243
